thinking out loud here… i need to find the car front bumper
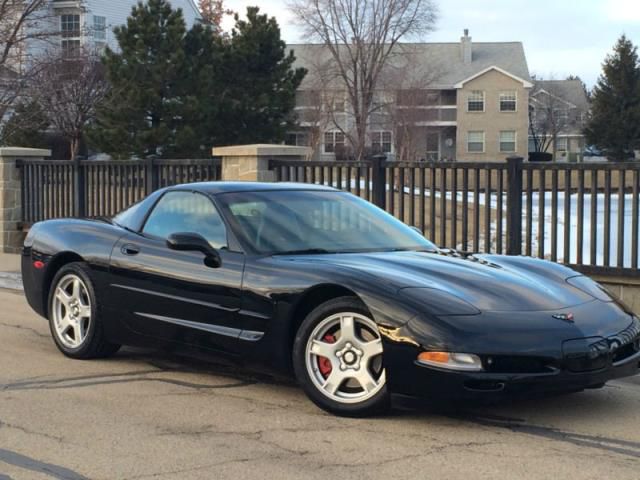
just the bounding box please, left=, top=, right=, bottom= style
left=388, top=349, right=640, bottom=402
left=382, top=314, right=640, bottom=401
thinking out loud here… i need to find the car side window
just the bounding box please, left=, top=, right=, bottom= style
left=142, top=191, right=227, bottom=249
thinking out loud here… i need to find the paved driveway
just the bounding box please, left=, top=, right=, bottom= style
left=1, top=288, right=640, bottom=480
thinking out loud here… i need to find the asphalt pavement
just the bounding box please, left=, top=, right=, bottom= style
left=1, top=288, right=640, bottom=479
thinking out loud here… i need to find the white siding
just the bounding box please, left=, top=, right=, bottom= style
left=84, top=0, right=201, bottom=51
left=22, top=0, right=201, bottom=60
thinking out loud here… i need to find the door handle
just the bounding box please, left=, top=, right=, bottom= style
left=121, top=244, right=140, bottom=256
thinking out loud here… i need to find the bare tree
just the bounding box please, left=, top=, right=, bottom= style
left=381, top=49, right=443, bottom=161
left=197, top=0, right=233, bottom=34
left=288, top=0, right=438, bottom=160
left=0, top=0, right=53, bottom=69
left=30, top=50, right=109, bottom=159
left=529, top=78, right=578, bottom=158
left=0, top=0, right=76, bottom=130
left=294, top=88, right=331, bottom=159
left=0, top=0, right=44, bottom=122
left=300, top=55, right=353, bottom=159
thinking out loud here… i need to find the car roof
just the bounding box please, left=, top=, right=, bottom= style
left=169, top=181, right=339, bottom=195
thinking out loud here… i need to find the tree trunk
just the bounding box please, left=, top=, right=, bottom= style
left=70, top=136, right=80, bottom=161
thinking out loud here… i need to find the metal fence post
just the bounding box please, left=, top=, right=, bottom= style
left=370, top=155, right=387, bottom=209
left=145, top=157, right=158, bottom=194
left=506, top=156, right=523, bottom=255
left=73, top=157, right=85, bottom=218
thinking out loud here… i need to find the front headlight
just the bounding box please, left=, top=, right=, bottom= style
left=417, top=351, right=483, bottom=371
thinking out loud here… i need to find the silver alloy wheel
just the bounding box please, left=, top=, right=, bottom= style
left=305, top=312, right=386, bottom=404
left=51, top=274, right=92, bottom=349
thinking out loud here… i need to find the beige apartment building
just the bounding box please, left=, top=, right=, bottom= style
left=288, top=30, right=533, bottom=162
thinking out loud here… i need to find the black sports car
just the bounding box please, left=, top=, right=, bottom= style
left=22, top=182, right=640, bottom=416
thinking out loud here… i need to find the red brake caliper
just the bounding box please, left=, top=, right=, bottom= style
left=318, top=334, right=336, bottom=378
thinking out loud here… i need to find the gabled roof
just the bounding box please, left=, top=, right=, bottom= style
left=531, top=80, right=589, bottom=110
left=530, top=90, right=575, bottom=108
left=453, top=65, right=533, bottom=88
left=185, top=0, right=202, bottom=18
left=289, top=41, right=531, bottom=90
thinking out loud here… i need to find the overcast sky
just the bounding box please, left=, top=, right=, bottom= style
left=222, top=0, right=640, bottom=88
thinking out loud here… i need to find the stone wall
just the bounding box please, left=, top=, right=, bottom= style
left=0, top=148, right=51, bottom=253
left=596, top=276, right=640, bottom=316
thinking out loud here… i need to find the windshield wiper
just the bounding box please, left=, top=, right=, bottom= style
left=382, top=247, right=437, bottom=253
left=272, top=248, right=334, bottom=255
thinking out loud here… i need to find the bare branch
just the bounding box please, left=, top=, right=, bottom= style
left=529, top=76, right=586, bottom=157
left=288, top=0, right=438, bottom=160
left=29, top=49, right=109, bottom=159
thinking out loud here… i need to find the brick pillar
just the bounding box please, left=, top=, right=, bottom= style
left=212, top=144, right=312, bottom=182
left=0, top=148, right=51, bottom=253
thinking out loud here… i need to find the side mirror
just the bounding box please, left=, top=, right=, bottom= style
left=167, top=232, right=221, bottom=268
left=410, top=226, right=423, bottom=236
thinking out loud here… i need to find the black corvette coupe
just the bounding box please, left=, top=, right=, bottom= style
left=22, top=182, right=640, bottom=416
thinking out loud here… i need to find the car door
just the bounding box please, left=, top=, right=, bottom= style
left=109, top=190, right=246, bottom=354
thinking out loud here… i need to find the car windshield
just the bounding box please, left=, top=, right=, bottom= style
left=217, top=190, right=437, bottom=254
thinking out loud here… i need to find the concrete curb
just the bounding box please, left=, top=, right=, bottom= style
left=0, top=272, right=23, bottom=291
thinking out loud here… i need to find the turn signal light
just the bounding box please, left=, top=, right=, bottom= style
left=418, top=351, right=450, bottom=364
left=417, top=351, right=483, bottom=371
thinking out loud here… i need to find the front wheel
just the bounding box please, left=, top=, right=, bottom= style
left=48, top=262, right=120, bottom=359
left=293, top=297, right=390, bottom=417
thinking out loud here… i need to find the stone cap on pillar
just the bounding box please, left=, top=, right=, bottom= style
left=213, top=144, right=312, bottom=182
left=0, top=147, right=52, bottom=158
left=212, top=144, right=312, bottom=158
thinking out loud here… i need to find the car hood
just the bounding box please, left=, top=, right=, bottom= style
left=293, top=251, right=597, bottom=313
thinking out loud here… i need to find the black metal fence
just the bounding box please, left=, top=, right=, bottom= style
left=15, top=155, right=640, bottom=277
left=271, top=157, right=640, bottom=277
left=17, top=158, right=221, bottom=223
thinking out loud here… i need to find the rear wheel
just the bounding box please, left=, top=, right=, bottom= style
left=293, top=296, right=389, bottom=417
left=48, top=263, right=120, bottom=359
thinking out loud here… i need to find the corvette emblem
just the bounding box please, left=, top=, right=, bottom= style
left=553, top=313, right=575, bottom=323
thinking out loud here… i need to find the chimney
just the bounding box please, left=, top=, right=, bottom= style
left=460, top=29, right=472, bottom=64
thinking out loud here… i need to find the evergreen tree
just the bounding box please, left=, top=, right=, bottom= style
left=90, top=3, right=305, bottom=158
left=90, top=0, right=193, bottom=158
left=0, top=101, right=49, bottom=149
left=216, top=7, right=307, bottom=146
left=585, top=35, right=640, bottom=161
left=182, top=23, right=225, bottom=156
left=182, top=7, right=307, bottom=154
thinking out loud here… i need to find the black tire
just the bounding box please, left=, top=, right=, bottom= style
left=47, top=262, right=121, bottom=359
left=293, top=296, right=390, bottom=417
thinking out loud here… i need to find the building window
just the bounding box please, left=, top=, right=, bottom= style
left=285, top=132, right=309, bottom=146
left=426, top=130, right=439, bottom=161
left=499, top=131, right=516, bottom=152
left=323, top=131, right=345, bottom=153
left=62, top=40, right=81, bottom=57
left=323, top=92, right=345, bottom=113
left=61, top=14, right=80, bottom=37
left=554, top=108, right=569, bottom=123
left=93, top=16, right=106, bottom=41
left=499, top=91, right=517, bottom=112
left=467, top=91, right=484, bottom=112
left=467, top=131, right=485, bottom=153
left=371, top=131, right=392, bottom=153
left=556, top=137, right=568, bottom=151
left=425, top=91, right=440, bottom=106
left=296, top=90, right=321, bottom=107
left=61, top=14, right=81, bottom=56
